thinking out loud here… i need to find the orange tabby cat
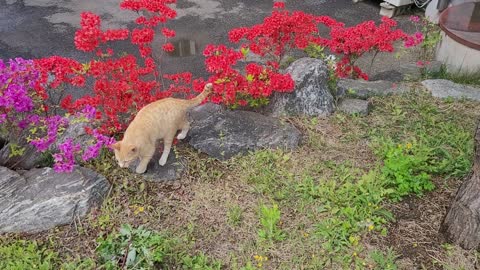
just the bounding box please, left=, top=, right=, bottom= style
left=112, top=83, right=213, bottom=173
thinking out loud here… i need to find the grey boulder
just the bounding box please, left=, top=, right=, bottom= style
left=0, top=117, right=93, bottom=170
left=0, top=143, right=45, bottom=170
left=187, top=103, right=301, bottom=160
left=268, top=57, right=335, bottom=117
left=0, top=166, right=110, bottom=233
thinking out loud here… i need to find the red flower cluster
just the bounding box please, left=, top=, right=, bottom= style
left=36, top=54, right=165, bottom=134
left=325, top=17, right=407, bottom=80
left=75, top=12, right=129, bottom=52
left=202, top=45, right=294, bottom=106
left=34, top=56, right=84, bottom=92
left=33, top=0, right=185, bottom=135
left=228, top=5, right=324, bottom=59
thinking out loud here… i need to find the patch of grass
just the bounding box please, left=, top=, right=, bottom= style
left=427, top=65, right=480, bottom=86
left=227, top=204, right=243, bottom=227
left=96, top=224, right=174, bottom=269
left=0, top=239, right=95, bottom=270
left=4, top=91, right=479, bottom=270
left=96, top=224, right=222, bottom=269
left=240, top=150, right=294, bottom=199
left=312, top=169, right=393, bottom=255
left=364, top=92, right=476, bottom=180
left=181, top=253, right=222, bottom=270
left=0, top=240, right=57, bottom=270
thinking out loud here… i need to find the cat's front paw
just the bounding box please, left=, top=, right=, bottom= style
left=135, top=166, right=147, bottom=174
left=158, top=158, right=167, bottom=166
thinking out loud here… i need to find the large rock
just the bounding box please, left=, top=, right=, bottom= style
left=268, top=57, right=335, bottom=117
left=52, top=117, right=92, bottom=151
left=0, top=118, right=93, bottom=170
left=337, top=79, right=409, bottom=99
left=337, top=98, right=371, bottom=116
left=0, top=166, right=110, bottom=233
left=187, top=103, right=301, bottom=160
left=371, top=61, right=442, bottom=82
left=0, top=143, right=45, bottom=170
left=421, top=79, right=480, bottom=101
left=128, top=151, right=186, bottom=182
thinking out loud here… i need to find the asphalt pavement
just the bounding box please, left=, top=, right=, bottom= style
left=0, top=0, right=418, bottom=81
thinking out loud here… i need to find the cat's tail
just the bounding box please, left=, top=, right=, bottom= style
left=187, top=83, right=213, bottom=108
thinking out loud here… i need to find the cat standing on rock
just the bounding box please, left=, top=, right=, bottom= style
left=112, top=83, right=213, bottom=174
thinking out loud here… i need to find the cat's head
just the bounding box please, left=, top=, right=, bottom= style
left=111, top=141, right=138, bottom=168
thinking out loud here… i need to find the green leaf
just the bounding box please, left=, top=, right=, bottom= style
left=126, top=248, right=137, bottom=266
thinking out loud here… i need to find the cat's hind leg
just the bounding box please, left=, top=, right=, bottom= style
left=159, top=134, right=175, bottom=166
left=177, top=121, right=190, bottom=140
left=136, top=146, right=154, bottom=174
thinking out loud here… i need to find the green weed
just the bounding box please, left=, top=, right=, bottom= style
left=313, top=169, right=394, bottom=252
left=96, top=224, right=174, bottom=269
left=95, top=224, right=222, bottom=269
left=375, top=139, right=435, bottom=201
left=258, top=204, right=285, bottom=242
left=369, top=248, right=399, bottom=270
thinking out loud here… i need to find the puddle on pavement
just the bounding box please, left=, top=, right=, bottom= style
left=168, top=39, right=198, bottom=57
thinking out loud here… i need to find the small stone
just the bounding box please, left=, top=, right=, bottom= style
left=0, top=143, right=45, bottom=170
left=268, top=57, right=335, bottom=117
left=187, top=103, right=302, bottom=160
left=371, top=61, right=442, bottom=82
left=337, top=98, right=371, bottom=116
left=0, top=166, right=110, bottom=233
left=337, top=79, right=409, bottom=99
left=128, top=151, right=186, bottom=182
left=422, top=79, right=480, bottom=101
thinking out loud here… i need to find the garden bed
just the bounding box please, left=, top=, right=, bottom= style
left=1, top=91, right=479, bottom=269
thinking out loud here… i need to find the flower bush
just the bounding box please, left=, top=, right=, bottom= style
left=0, top=58, right=113, bottom=172
left=325, top=17, right=410, bottom=80
left=0, top=1, right=424, bottom=173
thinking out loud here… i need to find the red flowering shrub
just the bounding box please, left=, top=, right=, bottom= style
left=225, top=2, right=414, bottom=88
left=325, top=17, right=408, bottom=80
left=34, top=1, right=421, bottom=135
left=36, top=0, right=182, bottom=135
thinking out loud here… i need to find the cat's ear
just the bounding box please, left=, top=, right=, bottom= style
left=111, top=142, right=121, bottom=150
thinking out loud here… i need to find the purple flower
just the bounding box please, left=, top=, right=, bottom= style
left=0, top=58, right=39, bottom=113
left=81, top=128, right=115, bottom=161
left=82, top=143, right=102, bottom=161
left=53, top=138, right=81, bottom=173
left=79, top=105, right=96, bottom=119
left=409, top=15, right=420, bottom=23
left=29, top=115, right=69, bottom=152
